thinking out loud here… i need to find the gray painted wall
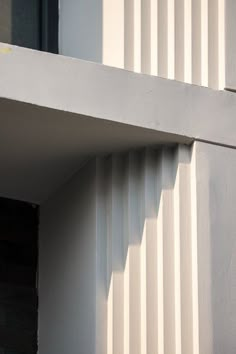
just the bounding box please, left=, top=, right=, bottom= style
left=38, top=161, right=97, bottom=354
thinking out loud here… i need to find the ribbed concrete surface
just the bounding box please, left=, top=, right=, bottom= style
left=103, top=0, right=225, bottom=89
left=95, top=145, right=199, bottom=354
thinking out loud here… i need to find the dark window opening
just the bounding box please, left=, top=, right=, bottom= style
left=0, top=197, right=38, bottom=354
left=0, top=0, right=58, bottom=53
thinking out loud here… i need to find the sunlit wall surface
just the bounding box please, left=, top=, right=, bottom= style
left=59, top=0, right=226, bottom=89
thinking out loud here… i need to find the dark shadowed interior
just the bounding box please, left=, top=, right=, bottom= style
left=0, top=198, right=38, bottom=354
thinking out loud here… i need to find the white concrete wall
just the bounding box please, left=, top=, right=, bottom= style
left=38, top=145, right=198, bottom=354
left=38, top=142, right=236, bottom=354
left=94, top=146, right=198, bottom=354
left=38, top=161, right=97, bottom=354
left=59, top=0, right=225, bottom=89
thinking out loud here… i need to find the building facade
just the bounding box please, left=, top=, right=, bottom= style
left=0, top=1, right=236, bottom=354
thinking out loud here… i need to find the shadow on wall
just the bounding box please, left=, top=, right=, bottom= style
left=0, top=0, right=40, bottom=49
left=98, top=145, right=199, bottom=354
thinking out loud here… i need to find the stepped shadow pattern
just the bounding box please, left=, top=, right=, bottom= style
left=95, top=145, right=199, bottom=354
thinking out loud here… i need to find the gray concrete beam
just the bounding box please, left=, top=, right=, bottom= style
left=0, top=43, right=236, bottom=148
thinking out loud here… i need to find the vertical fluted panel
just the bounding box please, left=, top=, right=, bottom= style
left=175, top=0, right=185, bottom=82
left=103, top=0, right=125, bottom=68
left=95, top=158, right=107, bottom=354
left=208, top=0, right=219, bottom=89
left=150, top=0, right=158, bottom=75
left=161, top=148, right=176, bottom=354
left=190, top=146, right=200, bottom=354
left=218, top=0, right=225, bottom=90
left=201, top=0, right=209, bottom=87
left=134, top=0, right=142, bottom=72
left=208, top=0, right=225, bottom=89
left=141, top=0, right=151, bottom=74
left=158, top=0, right=168, bottom=78
left=95, top=145, right=200, bottom=354
left=192, top=0, right=202, bottom=86
left=174, top=147, right=194, bottom=354
left=106, top=156, right=125, bottom=354
left=103, top=0, right=225, bottom=89
left=157, top=153, right=164, bottom=354
left=184, top=0, right=192, bottom=84
left=124, top=0, right=134, bottom=71
left=124, top=152, right=142, bottom=354
left=142, top=150, right=158, bottom=354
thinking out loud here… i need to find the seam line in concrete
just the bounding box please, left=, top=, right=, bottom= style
left=195, top=138, right=236, bottom=150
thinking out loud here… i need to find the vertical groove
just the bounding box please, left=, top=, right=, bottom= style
left=141, top=0, right=151, bottom=74
left=184, top=0, right=192, bottom=83
left=175, top=0, right=192, bottom=83
left=192, top=0, right=202, bottom=85
left=218, top=0, right=225, bottom=89
left=208, top=0, right=219, bottom=89
left=106, top=156, right=124, bottom=354
left=123, top=249, right=130, bottom=354
left=95, top=158, right=107, bottom=354
left=158, top=0, right=168, bottom=78
left=190, top=145, right=200, bottom=354
left=173, top=149, right=182, bottom=354
left=161, top=148, right=176, bottom=354
left=168, top=0, right=175, bottom=79
left=106, top=158, right=113, bottom=354
left=150, top=0, right=158, bottom=75
left=157, top=153, right=164, bottom=354
left=140, top=220, right=147, bottom=354
left=125, top=0, right=134, bottom=71
left=175, top=0, right=185, bottom=82
left=123, top=154, right=130, bottom=354
left=144, top=150, right=158, bottom=354
left=99, top=146, right=200, bottom=354
left=134, top=0, right=142, bottom=72
left=201, top=0, right=208, bottom=87
left=130, top=152, right=142, bottom=354
left=102, top=0, right=225, bottom=89
left=124, top=152, right=142, bottom=354
left=177, top=146, right=194, bottom=354
left=140, top=153, right=147, bottom=354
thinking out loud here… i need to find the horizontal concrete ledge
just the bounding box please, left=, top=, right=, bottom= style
left=1, top=43, right=236, bottom=204
left=1, top=43, right=236, bottom=148
left=0, top=97, right=190, bottom=204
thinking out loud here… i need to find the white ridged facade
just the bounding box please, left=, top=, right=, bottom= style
left=60, top=0, right=226, bottom=90
left=95, top=145, right=199, bottom=354
left=103, top=0, right=225, bottom=89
